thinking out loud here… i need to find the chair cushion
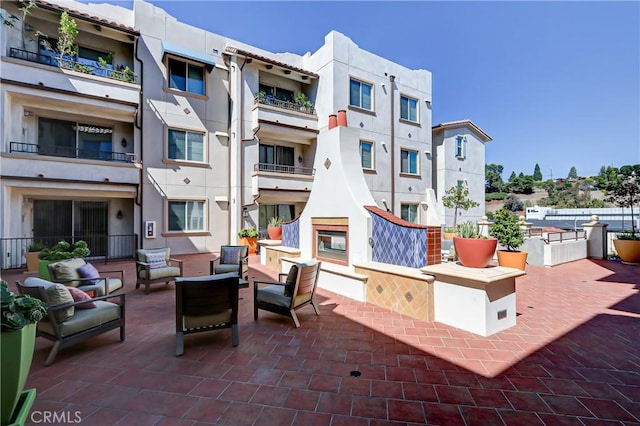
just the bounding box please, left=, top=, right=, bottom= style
left=221, top=247, right=243, bottom=265
left=139, top=266, right=181, bottom=280
left=66, top=287, right=96, bottom=309
left=183, top=309, right=232, bottom=329
left=283, top=265, right=299, bottom=297
left=146, top=252, right=167, bottom=269
left=137, top=248, right=170, bottom=262
left=47, top=284, right=75, bottom=322
left=77, top=262, right=100, bottom=285
left=214, top=264, right=240, bottom=275
left=257, top=285, right=291, bottom=308
left=37, top=301, right=120, bottom=338
left=50, top=258, right=86, bottom=287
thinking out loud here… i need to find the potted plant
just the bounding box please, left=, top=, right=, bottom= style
left=267, top=216, right=284, bottom=240
left=38, top=240, right=90, bottom=280
left=453, top=221, right=497, bottom=268
left=441, top=184, right=480, bottom=230
left=238, top=227, right=259, bottom=254
left=295, top=92, right=312, bottom=112
left=1, top=279, right=47, bottom=425
left=490, top=208, right=527, bottom=270
left=25, top=241, right=47, bottom=273
left=442, top=226, right=457, bottom=240
left=605, top=166, right=640, bottom=264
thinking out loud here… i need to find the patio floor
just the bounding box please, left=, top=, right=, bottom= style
left=2, top=255, right=639, bottom=425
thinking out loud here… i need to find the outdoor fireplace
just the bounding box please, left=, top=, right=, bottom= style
left=312, top=219, right=349, bottom=266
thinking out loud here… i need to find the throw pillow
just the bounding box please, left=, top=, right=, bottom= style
left=47, top=284, right=75, bottom=322
left=221, top=247, right=242, bottom=265
left=283, top=265, right=298, bottom=298
left=77, top=262, right=100, bottom=285
left=66, top=286, right=97, bottom=309
left=146, top=252, right=167, bottom=269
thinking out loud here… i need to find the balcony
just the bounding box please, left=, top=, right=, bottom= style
left=8, top=48, right=137, bottom=84
left=251, top=163, right=314, bottom=199
left=252, top=96, right=318, bottom=144
left=10, top=142, right=135, bottom=163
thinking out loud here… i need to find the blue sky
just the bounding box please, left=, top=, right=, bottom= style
left=91, top=0, right=639, bottom=180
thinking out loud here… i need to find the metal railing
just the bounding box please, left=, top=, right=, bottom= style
left=254, top=163, right=315, bottom=175
left=0, top=234, right=138, bottom=270
left=9, top=47, right=138, bottom=84
left=10, top=142, right=135, bottom=163
left=254, top=95, right=316, bottom=115
left=543, top=230, right=586, bottom=244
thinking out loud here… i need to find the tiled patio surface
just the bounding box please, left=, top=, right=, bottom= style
left=3, top=255, right=639, bottom=425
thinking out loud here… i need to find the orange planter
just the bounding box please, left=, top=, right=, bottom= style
left=613, top=240, right=640, bottom=264
left=238, top=237, right=258, bottom=254
left=496, top=250, right=528, bottom=270
left=453, top=237, right=497, bottom=268
left=267, top=226, right=282, bottom=240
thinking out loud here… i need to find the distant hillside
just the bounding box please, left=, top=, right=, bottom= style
left=485, top=188, right=606, bottom=216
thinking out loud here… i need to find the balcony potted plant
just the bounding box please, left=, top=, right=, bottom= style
left=490, top=208, right=527, bottom=270
left=267, top=216, right=284, bottom=240
left=295, top=92, right=312, bottom=112
left=238, top=227, right=259, bottom=254
left=1, top=279, right=47, bottom=425
left=38, top=240, right=90, bottom=280
left=605, top=166, right=640, bottom=264
left=25, top=241, right=47, bottom=273
left=453, top=221, right=497, bottom=268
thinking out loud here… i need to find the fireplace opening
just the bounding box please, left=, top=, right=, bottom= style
left=312, top=222, right=348, bottom=266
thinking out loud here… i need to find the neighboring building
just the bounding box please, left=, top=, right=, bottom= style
left=432, top=119, right=492, bottom=227
left=0, top=0, right=488, bottom=266
left=525, top=206, right=639, bottom=232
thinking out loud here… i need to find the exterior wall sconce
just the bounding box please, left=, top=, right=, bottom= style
left=121, top=137, right=127, bottom=147
left=381, top=199, right=390, bottom=212
left=24, top=111, right=34, bottom=117
left=424, top=150, right=431, bottom=156
left=242, top=207, right=249, bottom=218
left=116, top=210, right=123, bottom=219
left=298, top=155, right=303, bottom=163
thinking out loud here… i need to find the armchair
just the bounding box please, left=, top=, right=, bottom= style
left=135, top=248, right=183, bottom=295
left=254, top=261, right=321, bottom=328
left=210, top=245, right=249, bottom=280
left=47, top=258, right=124, bottom=296
left=17, top=277, right=125, bottom=366
left=175, top=273, right=240, bottom=356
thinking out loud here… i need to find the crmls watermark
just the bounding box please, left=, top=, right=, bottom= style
left=30, top=411, right=82, bottom=424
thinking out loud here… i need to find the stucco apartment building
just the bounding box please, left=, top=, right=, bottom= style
left=0, top=0, right=490, bottom=266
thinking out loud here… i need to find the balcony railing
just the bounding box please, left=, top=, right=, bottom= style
left=254, top=95, right=316, bottom=115
left=10, top=142, right=135, bottom=163
left=254, top=163, right=315, bottom=175
left=8, top=47, right=138, bottom=84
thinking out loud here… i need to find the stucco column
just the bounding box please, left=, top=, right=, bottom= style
left=518, top=215, right=532, bottom=236
left=583, top=215, right=608, bottom=259
left=478, top=216, right=492, bottom=238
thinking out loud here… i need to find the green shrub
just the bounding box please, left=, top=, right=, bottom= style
left=39, top=240, right=90, bottom=261
left=1, top=280, right=47, bottom=331
left=485, top=192, right=508, bottom=201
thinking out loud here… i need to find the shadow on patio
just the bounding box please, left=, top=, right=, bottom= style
left=2, top=255, right=639, bottom=425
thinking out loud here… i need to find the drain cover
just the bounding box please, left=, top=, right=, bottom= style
left=349, top=370, right=361, bottom=377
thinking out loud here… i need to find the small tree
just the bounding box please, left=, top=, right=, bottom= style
left=490, top=208, right=524, bottom=251
left=603, top=165, right=640, bottom=236
left=442, top=185, right=480, bottom=227
left=57, top=11, right=78, bottom=66
left=568, top=166, right=578, bottom=179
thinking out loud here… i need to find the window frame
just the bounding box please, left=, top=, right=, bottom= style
left=400, top=94, right=419, bottom=123
left=164, top=54, right=208, bottom=98
left=455, top=135, right=467, bottom=159
left=349, top=77, right=374, bottom=111
left=359, top=139, right=375, bottom=170
left=165, top=198, right=208, bottom=235
left=400, top=147, right=420, bottom=176
left=400, top=203, right=419, bottom=224
left=165, top=127, right=207, bottom=165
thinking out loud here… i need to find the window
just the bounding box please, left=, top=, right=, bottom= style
left=258, top=144, right=294, bottom=172
left=259, top=204, right=295, bottom=233
left=168, top=200, right=205, bottom=232
left=360, top=140, right=374, bottom=169
left=259, top=84, right=294, bottom=103
left=400, top=95, right=418, bottom=122
left=349, top=78, right=373, bottom=110
left=168, top=129, right=204, bottom=162
left=401, top=204, right=418, bottom=224
left=314, top=226, right=348, bottom=266
left=455, top=136, right=466, bottom=158
left=400, top=149, right=419, bottom=175
left=168, top=58, right=205, bottom=95
left=38, top=118, right=113, bottom=160
left=457, top=180, right=465, bottom=189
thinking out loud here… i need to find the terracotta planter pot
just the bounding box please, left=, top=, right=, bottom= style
left=443, top=232, right=456, bottom=241
left=337, top=109, right=347, bottom=127
left=238, top=237, right=258, bottom=254
left=613, top=239, right=640, bottom=264
left=267, top=226, right=282, bottom=240
left=496, top=250, right=528, bottom=270
left=25, top=252, right=40, bottom=273
left=328, top=114, right=338, bottom=129
left=453, top=237, right=497, bottom=268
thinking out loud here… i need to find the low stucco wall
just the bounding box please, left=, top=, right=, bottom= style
left=544, top=239, right=587, bottom=266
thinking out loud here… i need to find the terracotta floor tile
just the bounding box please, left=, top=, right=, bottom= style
left=498, top=409, right=545, bottom=425
left=316, top=392, right=352, bottom=415
left=216, top=401, right=263, bottom=425
left=249, top=385, right=290, bottom=406
left=387, top=399, right=426, bottom=423
left=579, top=397, right=637, bottom=421
left=254, top=406, right=297, bottom=425
left=283, top=389, right=321, bottom=411
left=351, top=396, right=388, bottom=419
left=459, top=406, right=504, bottom=426
left=423, top=402, right=465, bottom=425
left=469, top=388, right=513, bottom=409
left=402, top=383, right=438, bottom=402
left=291, top=410, right=332, bottom=425
left=540, top=393, right=593, bottom=416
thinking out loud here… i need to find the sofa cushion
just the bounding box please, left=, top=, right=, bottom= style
left=283, top=265, right=299, bottom=297
left=77, top=262, right=100, bottom=285
left=138, top=266, right=181, bottom=281
left=50, top=258, right=86, bottom=287
left=221, top=247, right=243, bottom=265
left=66, top=287, right=96, bottom=309
left=37, top=301, right=119, bottom=338
left=48, top=284, right=75, bottom=322
left=213, top=264, right=240, bottom=275
left=257, top=284, right=291, bottom=308
left=137, top=248, right=170, bottom=262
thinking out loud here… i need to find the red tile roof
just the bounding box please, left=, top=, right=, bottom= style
left=364, top=205, right=431, bottom=230
left=432, top=119, right=492, bottom=142
left=34, top=0, right=138, bottom=35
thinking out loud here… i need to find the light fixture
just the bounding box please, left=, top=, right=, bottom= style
left=24, top=110, right=34, bottom=117
left=381, top=199, right=389, bottom=212
left=121, top=137, right=127, bottom=147
left=242, top=207, right=249, bottom=218
left=424, top=150, right=431, bottom=156
left=298, top=155, right=303, bottom=163
left=116, top=210, right=123, bottom=220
